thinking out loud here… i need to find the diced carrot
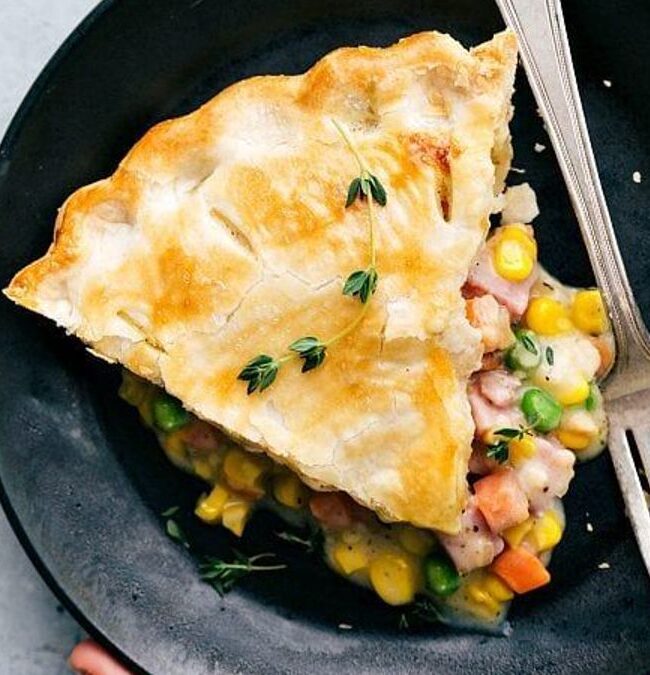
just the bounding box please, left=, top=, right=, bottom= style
left=589, top=336, right=614, bottom=378
left=309, top=492, right=355, bottom=529
left=491, top=546, right=551, bottom=594
left=473, top=470, right=529, bottom=534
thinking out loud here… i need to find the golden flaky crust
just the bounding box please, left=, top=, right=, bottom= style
left=5, top=30, right=517, bottom=533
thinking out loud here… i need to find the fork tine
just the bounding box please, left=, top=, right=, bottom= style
left=608, top=425, right=650, bottom=575
left=630, top=427, right=650, bottom=483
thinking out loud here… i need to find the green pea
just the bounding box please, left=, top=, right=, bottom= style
left=520, top=388, right=562, bottom=432
left=423, top=552, right=460, bottom=597
left=152, top=394, right=190, bottom=432
left=584, top=383, right=599, bottom=412
left=505, top=329, right=541, bottom=372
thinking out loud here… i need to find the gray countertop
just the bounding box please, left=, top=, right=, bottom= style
left=0, top=3, right=100, bottom=672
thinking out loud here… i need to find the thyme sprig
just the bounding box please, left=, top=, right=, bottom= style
left=199, top=550, right=286, bottom=596
left=238, top=119, right=387, bottom=394
left=275, top=527, right=323, bottom=555
left=412, top=597, right=443, bottom=624
left=485, top=423, right=536, bottom=464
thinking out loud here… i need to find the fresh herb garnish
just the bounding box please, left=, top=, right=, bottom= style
left=485, top=439, right=510, bottom=463
left=412, top=597, right=442, bottom=624
left=346, top=172, right=387, bottom=207
left=161, top=505, right=180, bottom=517
left=199, top=550, right=286, bottom=596
left=238, top=119, right=387, bottom=394
left=398, top=612, right=410, bottom=630
left=238, top=354, right=280, bottom=394
left=165, top=518, right=190, bottom=549
left=520, top=332, right=539, bottom=355
left=343, top=267, right=378, bottom=304
left=486, top=424, right=535, bottom=464
left=275, top=527, right=323, bottom=555
left=545, top=346, right=554, bottom=366
left=289, top=337, right=327, bottom=373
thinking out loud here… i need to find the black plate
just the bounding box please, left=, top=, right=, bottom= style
left=1, top=1, right=649, bottom=673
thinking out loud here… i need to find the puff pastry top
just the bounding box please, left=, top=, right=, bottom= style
left=5, top=30, right=517, bottom=534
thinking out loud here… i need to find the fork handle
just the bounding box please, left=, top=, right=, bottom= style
left=495, top=0, right=650, bottom=385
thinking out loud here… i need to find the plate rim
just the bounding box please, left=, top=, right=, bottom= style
left=0, top=1, right=145, bottom=670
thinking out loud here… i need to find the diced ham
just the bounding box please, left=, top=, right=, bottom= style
left=481, top=351, right=505, bottom=371
left=465, top=247, right=537, bottom=319
left=466, top=294, right=515, bottom=352
left=514, top=437, right=575, bottom=513
left=180, top=420, right=222, bottom=452
left=478, top=370, right=521, bottom=408
left=474, top=470, right=530, bottom=533
left=438, top=497, right=505, bottom=573
left=310, top=492, right=357, bottom=529
left=468, top=379, right=526, bottom=437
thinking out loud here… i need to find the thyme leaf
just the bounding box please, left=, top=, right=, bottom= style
left=398, top=613, right=410, bottom=630
left=275, top=528, right=323, bottom=555
left=486, top=439, right=510, bottom=463
left=346, top=177, right=362, bottom=207
left=412, top=597, right=442, bottom=624
left=237, top=354, right=280, bottom=394
left=368, top=173, right=387, bottom=206
left=545, top=346, right=555, bottom=365
left=343, top=267, right=378, bottom=304
left=289, top=337, right=327, bottom=373
left=165, top=518, right=190, bottom=549
left=199, top=550, right=286, bottom=596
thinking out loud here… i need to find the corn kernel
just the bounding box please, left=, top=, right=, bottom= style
left=397, top=526, right=434, bottom=556
left=192, top=458, right=214, bottom=481
left=194, top=483, right=230, bottom=524
left=572, top=289, right=607, bottom=335
left=272, top=472, right=309, bottom=509
left=223, top=449, right=269, bottom=497
left=369, top=553, right=419, bottom=606
left=332, top=542, right=369, bottom=575
left=555, top=378, right=590, bottom=407
left=503, top=517, right=534, bottom=548
left=341, top=529, right=363, bottom=545
left=137, top=392, right=155, bottom=427
left=118, top=371, right=150, bottom=406
left=221, top=498, right=254, bottom=537
left=508, top=437, right=537, bottom=466
left=525, top=297, right=572, bottom=336
left=163, top=429, right=187, bottom=462
left=500, top=224, right=538, bottom=257
left=466, top=582, right=501, bottom=615
left=483, top=573, right=514, bottom=602
left=493, top=238, right=535, bottom=282
left=556, top=428, right=591, bottom=451
left=529, top=511, right=563, bottom=552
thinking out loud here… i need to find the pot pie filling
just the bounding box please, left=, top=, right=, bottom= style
left=119, top=211, right=613, bottom=630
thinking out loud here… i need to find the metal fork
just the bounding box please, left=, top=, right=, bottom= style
left=496, top=0, right=650, bottom=575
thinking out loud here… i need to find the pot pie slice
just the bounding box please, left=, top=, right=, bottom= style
left=5, top=30, right=517, bottom=534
